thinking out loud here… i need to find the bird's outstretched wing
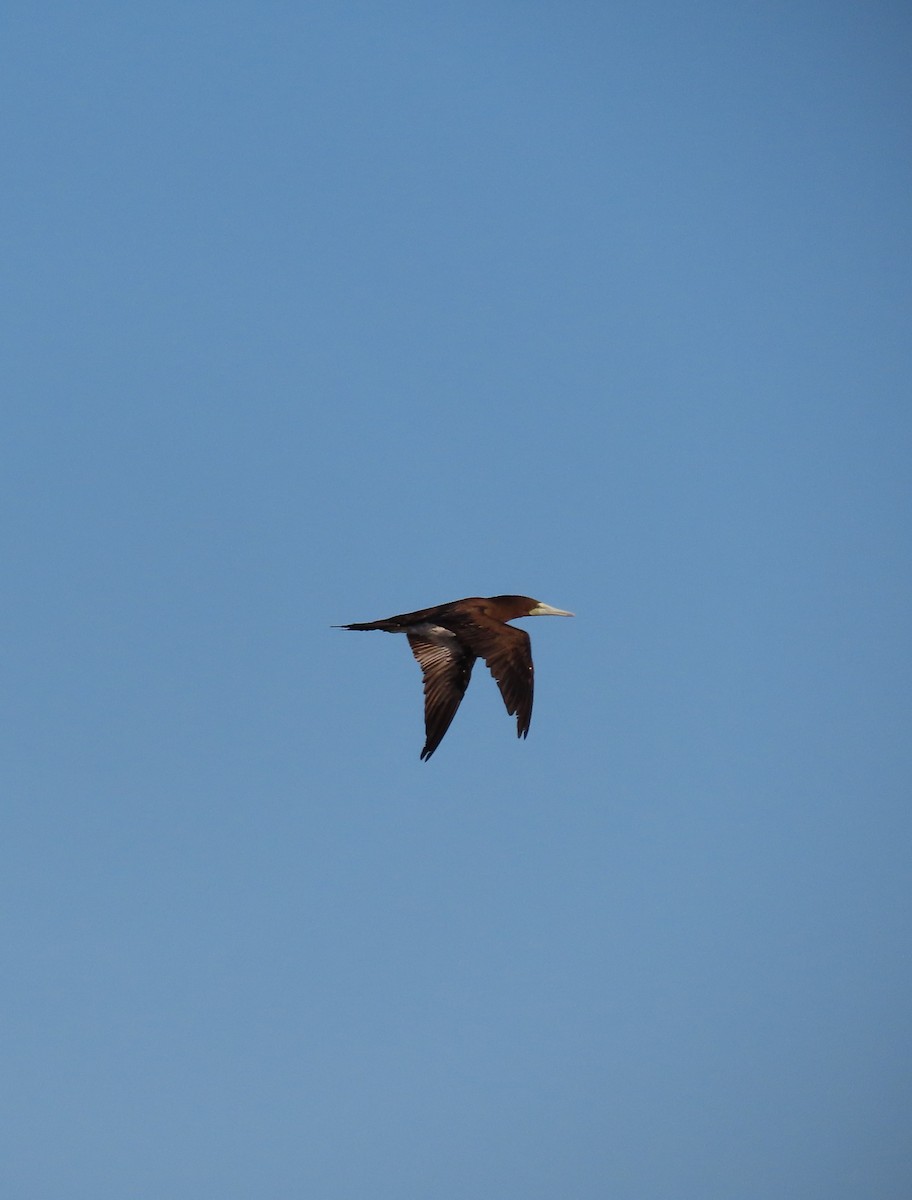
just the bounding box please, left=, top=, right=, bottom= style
left=407, top=633, right=476, bottom=760
left=455, top=619, right=534, bottom=739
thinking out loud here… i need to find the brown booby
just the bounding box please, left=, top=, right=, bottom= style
left=336, top=595, right=573, bottom=760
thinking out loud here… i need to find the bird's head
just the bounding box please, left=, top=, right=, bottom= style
left=489, top=595, right=575, bottom=621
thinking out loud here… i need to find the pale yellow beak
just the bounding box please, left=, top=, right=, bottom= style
left=528, top=602, right=574, bottom=617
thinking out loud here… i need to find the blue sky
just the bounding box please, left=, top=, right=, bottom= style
left=3, top=3, right=911, bottom=1196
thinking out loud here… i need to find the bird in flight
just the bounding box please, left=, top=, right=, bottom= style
left=336, top=595, right=573, bottom=760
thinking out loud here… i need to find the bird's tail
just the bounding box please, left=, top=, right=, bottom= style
left=334, top=620, right=397, bottom=631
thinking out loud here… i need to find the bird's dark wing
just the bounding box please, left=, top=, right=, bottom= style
left=407, top=633, right=476, bottom=760
left=456, top=619, right=534, bottom=739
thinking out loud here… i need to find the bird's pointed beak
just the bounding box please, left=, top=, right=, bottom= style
left=528, top=602, right=574, bottom=617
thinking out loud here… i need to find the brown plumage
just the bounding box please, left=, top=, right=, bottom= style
left=336, top=595, right=573, bottom=760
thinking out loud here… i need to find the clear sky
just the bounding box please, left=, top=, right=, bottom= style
left=3, top=3, right=911, bottom=1197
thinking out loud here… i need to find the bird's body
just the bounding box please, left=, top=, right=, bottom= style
left=337, top=595, right=573, bottom=760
